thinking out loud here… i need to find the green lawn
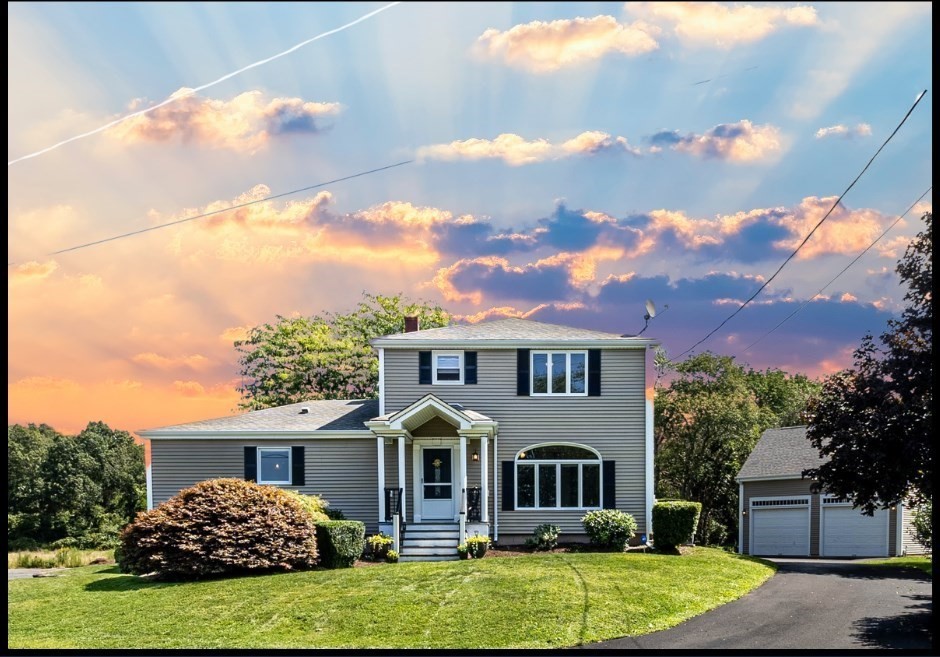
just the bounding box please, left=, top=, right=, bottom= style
left=8, top=547, right=774, bottom=649
left=860, top=555, right=932, bottom=576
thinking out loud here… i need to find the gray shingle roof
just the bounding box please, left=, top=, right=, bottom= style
left=373, top=317, right=639, bottom=343
left=141, top=399, right=378, bottom=434
left=737, top=426, right=827, bottom=480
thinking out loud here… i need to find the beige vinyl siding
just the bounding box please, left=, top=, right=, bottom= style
left=151, top=438, right=381, bottom=533
left=901, top=504, right=928, bottom=555
left=385, top=348, right=648, bottom=536
left=742, top=479, right=818, bottom=556
left=742, top=479, right=902, bottom=556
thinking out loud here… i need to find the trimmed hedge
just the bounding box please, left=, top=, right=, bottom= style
left=315, top=521, right=365, bottom=568
left=581, top=509, right=638, bottom=550
left=653, top=501, right=702, bottom=550
left=117, top=478, right=318, bottom=579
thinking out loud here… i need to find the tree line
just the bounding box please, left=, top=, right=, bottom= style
left=8, top=421, right=145, bottom=550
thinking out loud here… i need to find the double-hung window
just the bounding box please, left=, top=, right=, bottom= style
left=257, top=447, right=292, bottom=484
left=531, top=351, right=587, bottom=395
left=515, top=444, right=601, bottom=509
left=432, top=351, right=464, bottom=384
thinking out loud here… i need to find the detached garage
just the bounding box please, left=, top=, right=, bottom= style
left=737, top=427, right=909, bottom=558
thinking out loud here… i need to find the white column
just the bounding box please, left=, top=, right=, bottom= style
left=146, top=464, right=153, bottom=510
left=460, top=434, right=468, bottom=514
left=398, top=436, right=406, bottom=523
left=493, top=432, right=499, bottom=542
left=377, top=436, right=385, bottom=522
left=378, top=348, right=385, bottom=416
left=480, top=435, right=489, bottom=523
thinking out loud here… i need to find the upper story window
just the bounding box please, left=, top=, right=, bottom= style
left=433, top=350, right=464, bottom=385
left=531, top=351, right=587, bottom=395
left=258, top=447, right=292, bottom=485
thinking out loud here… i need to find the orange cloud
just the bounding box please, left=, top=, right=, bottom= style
left=775, top=196, right=887, bottom=258
left=219, top=326, right=251, bottom=343
left=9, top=260, right=58, bottom=283
left=418, top=131, right=640, bottom=166
left=132, top=352, right=211, bottom=370
left=653, top=120, right=782, bottom=162
left=476, top=15, right=659, bottom=72
left=107, top=88, right=342, bottom=153
left=628, top=2, right=819, bottom=48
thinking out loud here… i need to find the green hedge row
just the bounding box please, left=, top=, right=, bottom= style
left=314, top=521, right=365, bottom=568
left=653, top=501, right=702, bottom=550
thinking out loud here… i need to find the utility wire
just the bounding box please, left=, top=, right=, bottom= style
left=673, top=89, right=928, bottom=360
left=741, top=185, right=932, bottom=354
left=9, top=159, right=413, bottom=263
left=8, top=2, right=402, bottom=166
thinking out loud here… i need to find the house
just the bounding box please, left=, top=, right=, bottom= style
left=140, top=317, right=659, bottom=560
left=737, top=426, right=926, bottom=558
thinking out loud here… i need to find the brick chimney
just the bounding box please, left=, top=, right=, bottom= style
left=404, top=316, right=420, bottom=333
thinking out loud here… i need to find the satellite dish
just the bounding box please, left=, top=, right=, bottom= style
left=645, top=299, right=657, bottom=320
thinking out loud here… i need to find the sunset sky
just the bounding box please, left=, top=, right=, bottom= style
left=8, top=2, right=933, bottom=436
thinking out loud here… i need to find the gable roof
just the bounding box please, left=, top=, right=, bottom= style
left=140, top=399, right=378, bottom=436
left=372, top=317, right=657, bottom=349
left=736, top=426, right=827, bottom=481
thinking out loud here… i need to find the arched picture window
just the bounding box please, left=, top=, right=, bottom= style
left=515, top=443, right=601, bottom=509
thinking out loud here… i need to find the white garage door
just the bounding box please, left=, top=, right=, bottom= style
left=751, top=498, right=810, bottom=556
left=821, top=499, right=889, bottom=557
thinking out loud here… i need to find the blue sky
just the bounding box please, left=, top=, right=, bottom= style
left=7, top=2, right=933, bottom=432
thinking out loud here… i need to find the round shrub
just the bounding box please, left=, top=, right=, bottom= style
left=117, top=478, right=318, bottom=579
left=581, top=509, right=638, bottom=550
left=525, top=524, right=561, bottom=551
left=283, top=490, right=330, bottom=522
left=652, top=501, right=702, bottom=551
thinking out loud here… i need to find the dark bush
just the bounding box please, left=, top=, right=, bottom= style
left=324, top=508, right=347, bottom=520
left=315, top=520, right=365, bottom=568
left=117, top=478, right=318, bottom=579
left=653, top=501, right=702, bottom=550
left=581, top=509, right=638, bottom=550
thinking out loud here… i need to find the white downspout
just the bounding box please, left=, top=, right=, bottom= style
left=146, top=463, right=153, bottom=510
left=493, top=432, right=499, bottom=542
left=480, top=435, right=489, bottom=523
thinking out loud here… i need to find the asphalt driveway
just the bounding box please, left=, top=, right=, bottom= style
left=581, top=559, right=932, bottom=650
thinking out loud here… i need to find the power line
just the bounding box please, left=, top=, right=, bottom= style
left=8, top=2, right=402, bottom=166
left=673, top=89, right=928, bottom=360
left=741, top=185, right=932, bottom=354
left=9, top=159, right=413, bottom=263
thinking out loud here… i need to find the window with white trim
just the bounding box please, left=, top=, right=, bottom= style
left=531, top=351, right=587, bottom=395
left=258, top=447, right=292, bottom=484
left=515, top=444, right=601, bottom=509
left=432, top=350, right=464, bottom=384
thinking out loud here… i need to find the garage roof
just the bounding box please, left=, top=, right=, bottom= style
left=737, top=426, right=827, bottom=481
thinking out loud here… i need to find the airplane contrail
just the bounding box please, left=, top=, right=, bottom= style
left=8, top=2, right=402, bottom=166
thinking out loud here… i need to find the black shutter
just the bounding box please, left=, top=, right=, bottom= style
left=602, top=460, right=616, bottom=509
left=244, top=446, right=257, bottom=482
left=291, top=446, right=305, bottom=486
left=502, top=461, right=515, bottom=511
left=588, top=349, right=601, bottom=396
left=465, top=351, right=478, bottom=384
left=419, top=351, right=432, bottom=384
left=516, top=349, right=530, bottom=396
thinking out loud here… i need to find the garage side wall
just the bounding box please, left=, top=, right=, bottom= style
left=742, top=479, right=818, bottom=556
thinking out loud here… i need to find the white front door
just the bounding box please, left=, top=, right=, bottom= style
left=420, top=446, right=455, bottom=520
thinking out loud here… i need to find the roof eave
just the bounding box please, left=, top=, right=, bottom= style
left=371, top=338, right=660, bottom=349
left=735, top=473, right=809, bottom=483
left=140, top=429, right=374, bottom=439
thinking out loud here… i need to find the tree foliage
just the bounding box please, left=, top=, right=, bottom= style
left=236, top=292, right=450, bottom=410
left=7, top=421, right=146, bottom=547
left=804, top=213, right=932, bottom=513
left=655, top=353, right=820, bottom=545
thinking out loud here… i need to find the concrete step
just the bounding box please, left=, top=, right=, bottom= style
left=407, top=523, right=459, bottom=531
left=402, top=531, right=459, bottom=540
left=399, top=555, right=459, bottom=562
left=400, top=546, right=459, bottom=556
left=401, top=538, right=457, bottom=548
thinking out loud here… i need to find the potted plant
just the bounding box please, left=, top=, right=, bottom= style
left=367, top=533, right=394, bottom=562
left=466, top=534, right=491, bottom=559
